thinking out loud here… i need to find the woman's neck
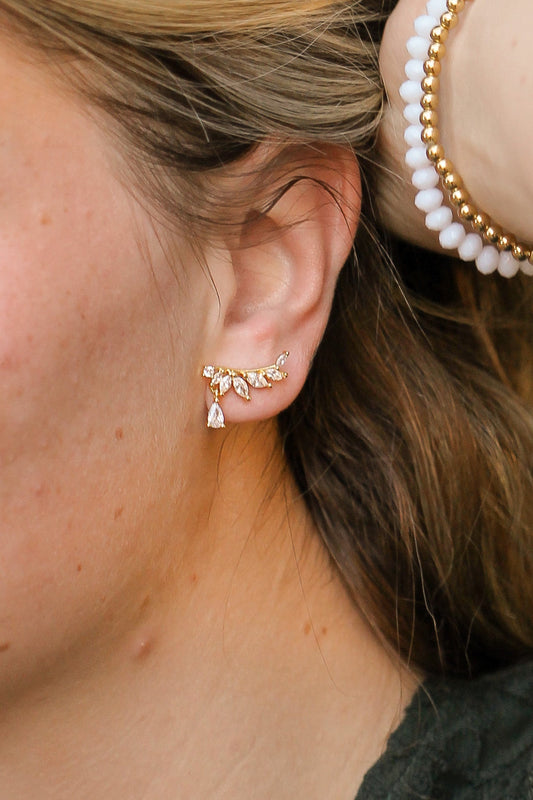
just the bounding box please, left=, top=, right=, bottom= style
left=0, top=424, right=418, bottom=799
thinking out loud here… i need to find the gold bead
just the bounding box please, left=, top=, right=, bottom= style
left=512, top=244, right=528, bottom=261
left=436, top=158, right=454, bottom=177
left=497, top=234, right=516, bottom=252
left=421, top=126, right=440, bottom=146
left=441, top=11, right=458, bottom=29
left=420, top=109, right=438, bottom=127
left=459, top=203, right=477, bottom=222
left=428, top=42, right=446, bottom=60
left=451, top=188, right=470, bottom=206
left=443, top=172, right=463, bottom=191
left=485, top=224, right=503, bottom=244
left=426, top=143, right=445, bottom=162
left=430, top=26, right=449, bottom=43
left=424, top=59, right=441, bottom=77
left=473, top=212, right=490, bottom=232
left=421, top=75, right=440, bottom=93
left=447, top=0, right=465, bottom=12
left=421, top=93, right=439, bottom=110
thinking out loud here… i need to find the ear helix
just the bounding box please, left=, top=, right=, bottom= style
left=202, top=352, right=289, bottom=429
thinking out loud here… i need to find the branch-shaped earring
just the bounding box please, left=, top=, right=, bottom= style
left=202, top=352, right=289, bottom=429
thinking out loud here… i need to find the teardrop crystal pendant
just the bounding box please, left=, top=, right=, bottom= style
left=207, top=402, right=225, bottom=429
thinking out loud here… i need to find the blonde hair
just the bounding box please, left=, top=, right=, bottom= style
left=3, top=0, right=533, bottom=675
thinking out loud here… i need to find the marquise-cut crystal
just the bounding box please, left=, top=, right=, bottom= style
left=211, top=371, right=222, bottom=385
left=276, top=352, right=288, bottom=368
left=266, top=367, right=283, bottom=381
left=207, top=402, right=225, bottom=429
left=233, top=376, right=250, bottom=399
left=218, top=374, right=233, bottom=395
left=203, top=365, right=215, bottom=378
left=246, top=371, right=270, bottom=389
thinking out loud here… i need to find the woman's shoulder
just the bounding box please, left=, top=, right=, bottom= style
left=357, top=660, right=533, bottom=799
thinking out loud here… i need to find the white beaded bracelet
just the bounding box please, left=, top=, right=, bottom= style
left=401, top=0, right=533, bottom=278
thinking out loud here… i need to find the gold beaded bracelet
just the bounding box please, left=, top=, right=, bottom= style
left=401, top=0, right=533, bottom=276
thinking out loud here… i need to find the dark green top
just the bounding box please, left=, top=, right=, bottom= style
left=356, top=661, right=533, bottom=799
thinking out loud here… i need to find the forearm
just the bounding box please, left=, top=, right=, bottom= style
left=378, top=0, right=533, bottom=247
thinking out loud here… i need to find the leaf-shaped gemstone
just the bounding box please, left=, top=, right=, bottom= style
left=218, top=374, right=233, bottom=395
left=211, top=371, right=222, bottom=385
left=203, top=365, right=215, bottom=378
left=276, top=352, right=288, bottom=368
left=233, top=376, right=250, bottom=399
left=246, top=371, right=270, bottom=389
left=207, top=402, right=225, bottom=429
left=266, top=367, right=283, bottom=381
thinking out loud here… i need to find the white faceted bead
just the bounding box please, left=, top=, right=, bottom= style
left=426, top=0, right=448, bottom=18
left=405, top=146, right=431, bottom=169
left=498, top=251, right=520, bottom=278
left=407, top=36, right=431, bottom=60
left=412, top=166, right=439, bottom=190
left=414, top=15, right=439, bottom=38
left=404, top=103, right=423, bottom=124
left=458, top=233, right=484, bottom=262
left=520, top=260, right=533, bottom=276
left=475, top=246, right=499, bottom=275
left=405, top=59, right=426, bottom=82
left=415, top=188, right=444, bottom=213
left=425, top=206, right=453, bottom=231
left=439, top=222, right=466, bottom=250
left=400, top=80, right=423, bottom=104
left=404, top=124, right=424, bottom=147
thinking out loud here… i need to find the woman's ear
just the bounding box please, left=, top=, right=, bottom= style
left=202, top=143, right=361, bottom=426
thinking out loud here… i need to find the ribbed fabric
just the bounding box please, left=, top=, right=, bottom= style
left=356, top=661, right=533, bottom=799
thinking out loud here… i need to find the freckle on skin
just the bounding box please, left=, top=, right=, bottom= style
left=114, top=506, right=124, bottom=520
left=39, top=212, right=52, bottom=225
left=115, top=427, right=124, bottom=441
left=0, top=643, right=10, bottom=653
left=303, top=622, right=311, bottom=636
left=321, top=626, right=328, bottom=636
left=77, top=563, right=82, bottom=573
left=190, top=573, right=198, bottom=585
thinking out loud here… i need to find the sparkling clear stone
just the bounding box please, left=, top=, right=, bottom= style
left=521, top=260, right=533, bottom=277
left=203, top=365, right=215, bottom=378
left=233, top=376, right=250, bottom=399
left=415, top=188, right=443, bottom=213
left=218, top=374, right=232, bottom=395
left=425, top=206, right=453, bottom=231
left=406, top=36, right=430, bottom=61
left=414, top=15, right=438, bottom=38
left=207, top=402, right=225, bottom=429
left=439, top=222, right=466, bottom=250
left=247, top=372, right=270, bottom=389
left=211, top=371, right=222, bottom=385
left=276, top=352, right=288, bottom=368
left=266, top=368, right=283, bottom=381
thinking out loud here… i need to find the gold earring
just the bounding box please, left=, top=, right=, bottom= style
left=202, top=352, right=289, bottom=429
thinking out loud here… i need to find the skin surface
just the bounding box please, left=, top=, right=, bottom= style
left=377, top=0, right=533, bottom=248
left=0, top=33, right=417, bottom=800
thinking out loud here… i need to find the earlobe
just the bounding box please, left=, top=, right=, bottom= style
left=202, top=143, right=361, bottom=427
